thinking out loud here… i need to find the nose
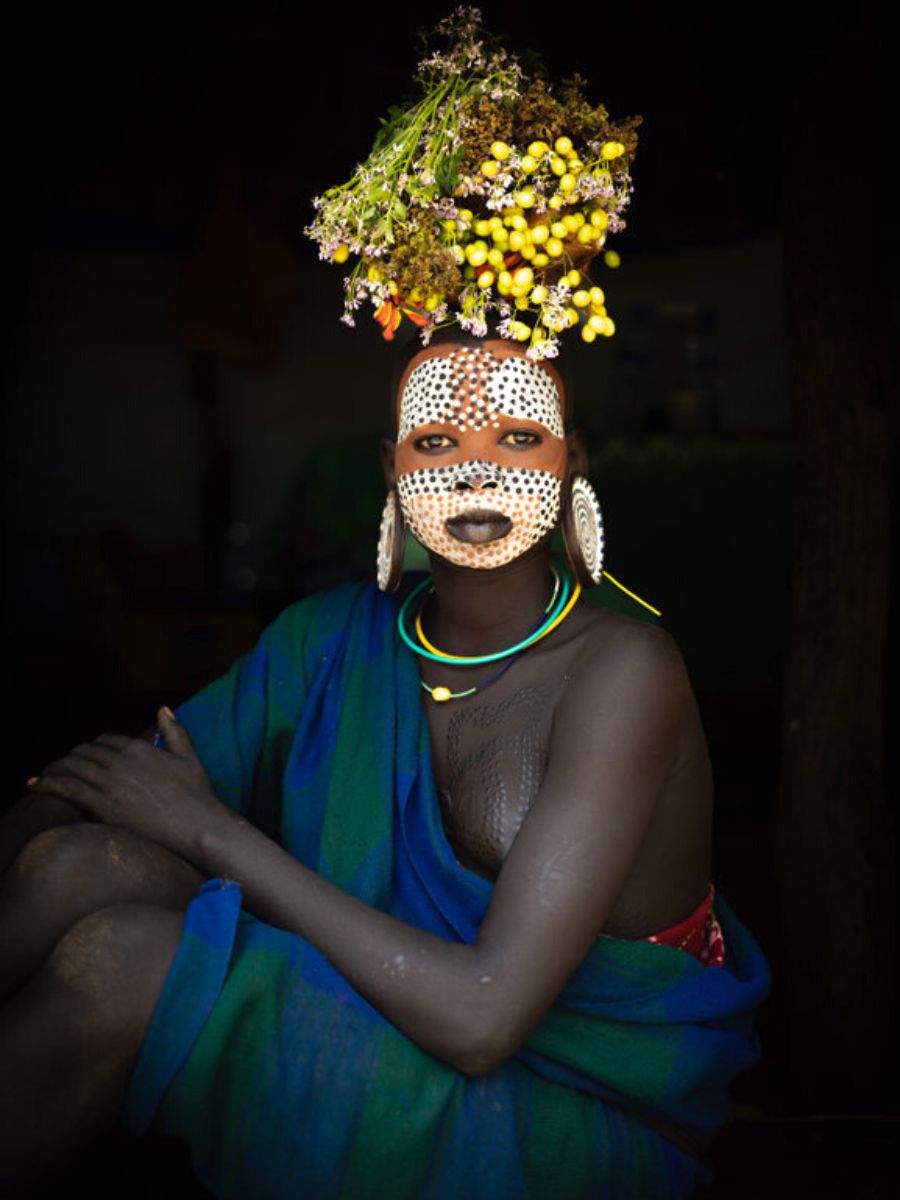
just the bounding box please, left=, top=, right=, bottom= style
left=453, top=465, right=501, bottom=492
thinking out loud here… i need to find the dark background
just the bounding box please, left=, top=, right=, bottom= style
left=3, top=1, right=897, bottom=1195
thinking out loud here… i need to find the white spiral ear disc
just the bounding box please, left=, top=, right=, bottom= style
left=570, top=476, right=605, bottom=584
left=377, top=489, right=400, bottom=592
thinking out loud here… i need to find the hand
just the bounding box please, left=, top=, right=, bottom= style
left=27, top=708, right=232, bottom=865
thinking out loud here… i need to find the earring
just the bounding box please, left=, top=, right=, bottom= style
left=561, top=475, right=605, bottom=587
left=377, top=488, right=406, bottom=592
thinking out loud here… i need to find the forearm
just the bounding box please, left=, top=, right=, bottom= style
left=197, top=810, right=505, bottom=1074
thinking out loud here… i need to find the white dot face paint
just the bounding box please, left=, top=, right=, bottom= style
left=398, top=347, right=564, bottom=440
left=394, top=344, right=567, bottom=570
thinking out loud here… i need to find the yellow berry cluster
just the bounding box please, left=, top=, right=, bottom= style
left=478, top=135, right=625, bottom=202
left=446, top=135, right=623, bottom=343
left=450, top=202, right=607, bottom=273
left=323, top=132, right=629, bottom=354
left=306, top=10, right=640, bottom=359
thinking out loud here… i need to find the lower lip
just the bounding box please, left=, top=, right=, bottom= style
left=445, top=517, right=513, bottom=544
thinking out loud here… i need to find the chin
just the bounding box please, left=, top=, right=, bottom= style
left=429, top=542, right=538, bottom=571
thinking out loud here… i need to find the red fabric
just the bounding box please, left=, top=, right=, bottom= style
left=602, top=883, right=726, bottom=967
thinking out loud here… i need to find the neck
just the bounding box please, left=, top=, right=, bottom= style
left=424, top=544, right=558, bottom=657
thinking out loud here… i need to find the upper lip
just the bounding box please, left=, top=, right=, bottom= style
left=445, top=508, right=508, bottom=526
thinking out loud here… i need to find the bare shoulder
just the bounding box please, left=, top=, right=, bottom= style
left=547, top=603, right=697, bottom=771
left=566, top=604, right=692, bottom=702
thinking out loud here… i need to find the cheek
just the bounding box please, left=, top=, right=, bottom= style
left=394, top=444, right=420, bottom=477
left=539, top=440, right=567, bottom=479
left=396, top=466, right=562, bottom=568
left=396, top=464, right=561, bottom=515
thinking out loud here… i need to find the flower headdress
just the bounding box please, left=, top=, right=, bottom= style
left=305, top=7, right=641, bottom=361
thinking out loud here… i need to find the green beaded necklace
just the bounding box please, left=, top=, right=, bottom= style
left=398, top=562, right=573, bottom=702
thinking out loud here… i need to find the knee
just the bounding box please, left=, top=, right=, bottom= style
left=0, top=792, right=88, bottom=877
left=45, top=903, right=185, bottom=1047
left=12, top=820, right=103, bottom=868
left=9, top=824, right=129, bottom=902
left=7, top=823, right=104, bottom=899
left=8, top=823, right=203, bottom=909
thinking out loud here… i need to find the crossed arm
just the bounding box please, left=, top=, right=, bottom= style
left=28, top=626, right=690, bottom=1077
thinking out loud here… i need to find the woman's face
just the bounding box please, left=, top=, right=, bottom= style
left=393, top=340, right=568, bottom=569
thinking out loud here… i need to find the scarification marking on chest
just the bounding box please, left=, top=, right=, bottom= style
left=441, top=686, right=553, bottom=869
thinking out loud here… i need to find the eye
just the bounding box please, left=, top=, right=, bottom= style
left=499, top=430, right=542, bottom=447
left=414, top=433, right=456, bottom=450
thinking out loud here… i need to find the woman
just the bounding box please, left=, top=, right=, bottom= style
left=0, top=329, right=769, bottom=1198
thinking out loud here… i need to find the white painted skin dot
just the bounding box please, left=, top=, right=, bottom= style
left=397, top=346, right=566, bottom=570
left=399, top=347, right=564, bottom=440
left=396, top=464, right=561, bottom=570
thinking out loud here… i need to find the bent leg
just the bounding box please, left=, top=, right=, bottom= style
left=0, top=823, right=205, bottom=1003
left=0, top=903, right=185, bottom=1195
left=1, top=725, right=160, bottom=877
left=0, top=792, right=88, bottom=877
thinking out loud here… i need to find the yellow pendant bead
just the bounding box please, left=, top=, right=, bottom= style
left=432, top=687, right=452, bottom=703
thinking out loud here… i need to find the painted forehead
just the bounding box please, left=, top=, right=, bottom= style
left=398, top=345, right=564, bottom=440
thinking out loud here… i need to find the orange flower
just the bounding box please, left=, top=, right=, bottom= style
left=403, top=307, right=430, bottom=328
left=375, top=299, right=429, bottom=340
left=375, top=300, right=403, bottom=340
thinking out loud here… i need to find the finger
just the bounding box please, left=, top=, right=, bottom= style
left=35, top=752, right=109, bottom=786
left=38, top=739, right=112, bottom=773
left=39, top=743, right=115, bottom=772
left=36, top=752, right=90, bottom=780
left=93, top=733, right=136, bottom=751
left=157, top=707, right=197, bottom=760
left=67, top=741, right=120, bottom=769
left=26, top=772, right=97, bottom=810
